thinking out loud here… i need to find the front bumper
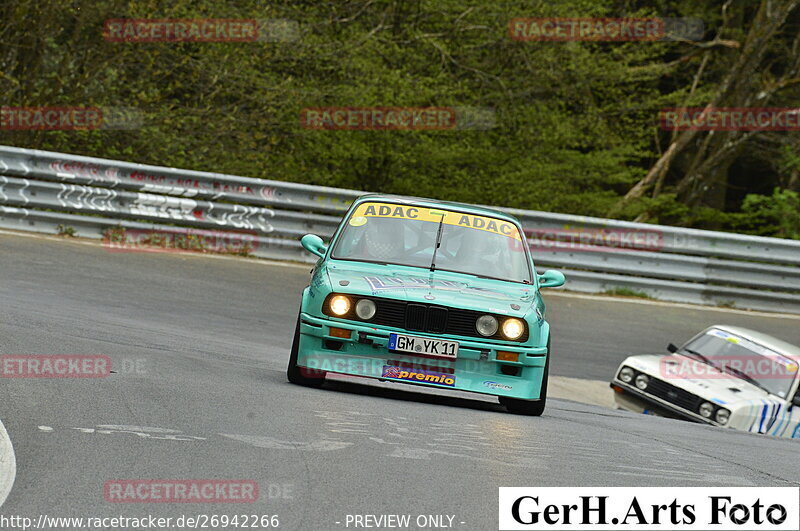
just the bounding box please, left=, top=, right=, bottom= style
left=297, top=313, right=548, bottom=400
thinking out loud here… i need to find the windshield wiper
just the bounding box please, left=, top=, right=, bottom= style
left=680, top=348, right=713, bottom=365
left=429, top=216, right=445, bottom=272
left=431, top=268, right=530, bottom=284
left=432, top=268, right=498, bottom=282
left=678, top=349, right=773, bottom=394
left=719, top=365, right=772, bottom=394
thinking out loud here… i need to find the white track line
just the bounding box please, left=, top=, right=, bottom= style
left=0, top=418, right=17, bottom=507
left=1, top=228, right=799, bottom=319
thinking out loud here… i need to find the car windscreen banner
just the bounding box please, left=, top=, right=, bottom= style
left=348, top=201, right=523, bottom=240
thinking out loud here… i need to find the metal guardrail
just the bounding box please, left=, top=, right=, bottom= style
left=0, top=145, right=358, bottom=213
left=1, top=145, right=799, bottom=314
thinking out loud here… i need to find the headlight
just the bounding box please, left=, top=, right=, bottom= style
left=329, top=295, right=351, bottom=316
left=355, top=299, right=376, bottom=320
left=635, top=374, right=649, bottom=390
left=619, top=367, right=634, bottom=383
left=476, top=315, right=498, bottom=337
left=699, top=402, right=715, bottom=418
left=715, top=408, right=730, bottom=425
left=501, top=318, right=525, bottom=340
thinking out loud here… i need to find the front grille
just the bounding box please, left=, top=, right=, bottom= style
left=645, top=378, right=703, bottom=412
left=445, top=310, right=480, bottom=337
left=370, top=297, right=527, bottom=342
left=321, top=293, right=529, bottom=342
left=405, top=304, right=427, bottom=331
left=427, top=307, right=448, bottom=333
left=373, top=298, right=406, bottom=328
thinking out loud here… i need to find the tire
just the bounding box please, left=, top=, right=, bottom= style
left=287, top=315, right=326, bottom=387
left=499, top=340, right=549, bottom=416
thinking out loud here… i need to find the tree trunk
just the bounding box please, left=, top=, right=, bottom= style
left=609, top=0, right=799, bottom=219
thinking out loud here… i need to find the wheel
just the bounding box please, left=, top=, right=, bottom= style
left=499, top=340, right=549, bottom=416
left=287, top=315, right=326, bottom=387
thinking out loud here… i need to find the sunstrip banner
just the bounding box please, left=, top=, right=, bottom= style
left=382, top=365, right=456, bottom=387
left=349, top=202, right=522, bottom=240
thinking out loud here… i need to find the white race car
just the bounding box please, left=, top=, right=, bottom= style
left=610, top=325, right=800, bottom=438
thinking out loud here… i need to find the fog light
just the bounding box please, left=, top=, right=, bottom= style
left=699, top=402, right=714, bottom=418
left=355, top=299, right=376, bottom=320
left=497, top=351, right=519, bottom=362
left=329, top=327, right=351, bottom=339
left=715, top=408, right=730, bottom=425
left=500, top=364, right=520, bottom=376
left=619, top=367, right=634, bottom=383
left=635, top=374, right=649, bottom=390
left=476, top=315, right=498, bottom=337
left=329, top=295, right=351, bottom=316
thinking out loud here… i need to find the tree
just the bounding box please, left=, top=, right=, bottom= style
left=611, top=0, right=800, bottom=226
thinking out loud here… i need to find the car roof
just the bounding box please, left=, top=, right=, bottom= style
left=354, top=194, right=520, bottom=224
left=711, top=325, right=800, bottom=361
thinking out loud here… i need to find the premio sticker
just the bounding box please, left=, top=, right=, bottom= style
left=349, top=216, right=367, bottom=226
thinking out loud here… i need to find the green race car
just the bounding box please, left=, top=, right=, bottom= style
left=287, top=194, right=565, bottom=415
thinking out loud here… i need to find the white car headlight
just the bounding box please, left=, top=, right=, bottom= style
left=476, top=315, right=498, bottom=337
left=355, top=299, right=376, bottom=320
left=715, top=408, right=730, bottom=425
left=501, top=318, right=525, bottom=340
left=699, top=402, right=715, bottom=418
left=329, top=295, right=351, bottom=316
left=635, top=374, right=650, bottom=390
left=619, top=367, right=634, bottom=383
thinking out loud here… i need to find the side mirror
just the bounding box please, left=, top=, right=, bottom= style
left=301, top=234, right=327, bottom=258
left=667, top=343, right=679, bottom=353
left=793, top=394, right=800, bottom=407
left=538, top=270, right=565, bottom=288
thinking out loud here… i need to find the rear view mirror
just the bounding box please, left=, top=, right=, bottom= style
left=538, top=270, right=565, bottom=288
left=667, top=343, right=679, bottom=353
left=301, top=234, right=328, bottom=258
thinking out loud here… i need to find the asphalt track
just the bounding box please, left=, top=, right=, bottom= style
left=1, top=231, right=799, bottom=530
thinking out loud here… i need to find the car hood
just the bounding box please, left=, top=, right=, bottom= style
left=326, top=261, right=536, bottom=317
left=623, top=353, right=778, bottom=406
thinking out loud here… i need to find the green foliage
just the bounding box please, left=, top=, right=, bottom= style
left=602, top=287, right=651, bottom=298
left=739, top=188, right=800, bottom=239
left=1, top=0, right=798, bottom=239
left=56, top=224, right=77, bottom=237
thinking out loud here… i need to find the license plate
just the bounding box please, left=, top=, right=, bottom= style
left=388, top=333, right=458, bottom=359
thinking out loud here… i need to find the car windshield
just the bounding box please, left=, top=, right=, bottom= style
left=331, top=201, right=532, bottom=283
left=682, top=329, right=799, bottom=398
